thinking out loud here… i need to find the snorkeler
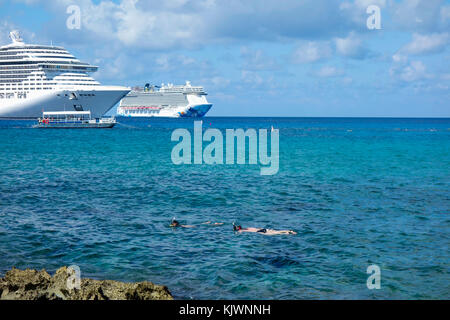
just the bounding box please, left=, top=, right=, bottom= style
left=170, top=219, right=195, bottom=228
left=170, top=218, right=223, bottom=228
left=233, top=222, right=297, bottom=235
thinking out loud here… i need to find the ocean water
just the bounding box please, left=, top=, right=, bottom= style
left=0, top=117, right=448, bottom=299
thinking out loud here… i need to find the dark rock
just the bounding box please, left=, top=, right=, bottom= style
left=0, top=266, right=173, bottom=300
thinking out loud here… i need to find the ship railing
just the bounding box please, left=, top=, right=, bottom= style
left=41, top=111, right=92, bottom=123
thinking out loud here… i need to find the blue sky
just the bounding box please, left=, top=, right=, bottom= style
left=0, top=0, right=449, bottom=117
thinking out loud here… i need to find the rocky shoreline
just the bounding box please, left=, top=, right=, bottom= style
left=0, top=266, right=173, bottom=300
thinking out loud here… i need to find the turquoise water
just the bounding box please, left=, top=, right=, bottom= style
left=0, top=117, right=448, bottom=299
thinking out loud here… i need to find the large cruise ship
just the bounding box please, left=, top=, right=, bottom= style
left=117, top=81, right=212, bottom=118
left=0, top=31, right=130, bottom=118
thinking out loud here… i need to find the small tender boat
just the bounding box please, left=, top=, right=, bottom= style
left=33, top=111, right=116, bottom=129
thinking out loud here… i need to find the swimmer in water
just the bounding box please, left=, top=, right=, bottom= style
left=170, top=219, right=195, bottom=228
left=170, top=218, right=223, bottom=228
left=233, top=222, right=297, bottom=235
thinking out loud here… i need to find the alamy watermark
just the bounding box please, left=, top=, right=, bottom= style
left=171, top=121, right=279, bottom=175
left=66, top=264, right=81, bottom=290
left=366, top=264, right=381, bottom=289
left=366, top=5, right=381, bottom=30
left=65, top=4, right=380, bottom=31
left=66, top=5, right=81, bottom=30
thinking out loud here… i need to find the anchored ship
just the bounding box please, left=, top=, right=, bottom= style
left=0, top=31, right=130, bottom=119
left=117, top=81, right=212, bottom=118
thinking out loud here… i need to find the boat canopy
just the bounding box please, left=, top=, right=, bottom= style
left=43, top=111, right=91, bottom=116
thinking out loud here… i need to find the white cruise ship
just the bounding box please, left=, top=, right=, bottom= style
left=117, top=81, right=212, bottom=118
left=0, top=31, right=130, bottom=118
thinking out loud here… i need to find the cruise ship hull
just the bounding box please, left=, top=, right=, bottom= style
left=118, top=103, right=212, bottom=118
left=0, top=86, right=130, bottom=119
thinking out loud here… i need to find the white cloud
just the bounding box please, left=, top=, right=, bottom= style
left=354, top=0, right=386, bottom=8
left=392, top=53, right=408, bottom=64
left=241, top=70, right=264, bottom=87
left=241, top=70, right=275, bottom=89
left=154, top=54, right=211, bottom=73
left=240, top=47, right=278, bottom=70
left=390, top=59, right=431, bottom=83
left=315, top=66, right=344, bottom=78
left=334, top=32, right=368, bottom=59
left=341, top=77, right=353, bottom=85
left=400, top=32, right=450, bottom=55
left=400, top=61, right=428, bottom=82
left=200, top=76, right=231, bottom=90
left=292, top=41, right=332, bottom=63
left=391, top=0, right=447, bottom=32
left=16, top=0, right=205, bottom=50
left=155, top=55, right=171, bottom=71
left=9, top=0, right=393, bottom=50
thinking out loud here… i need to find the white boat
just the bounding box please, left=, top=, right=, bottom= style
left=117, top=81, right=212, bottom=118
left=33, top=111, right=116, bottom=129
left=0, top=31, right=130, bottom=119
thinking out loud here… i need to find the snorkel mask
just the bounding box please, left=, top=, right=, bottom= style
left=232, top=222, right=242, bottom=231
left=170, top=217, right=179, bottom=227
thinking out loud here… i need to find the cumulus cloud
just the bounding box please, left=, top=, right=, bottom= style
left=334, top=32, right=369, bottom=59
left=241, top=70, right=264, bottom=88
left=8, top=0, right=389, bottom=50
left=399, top=61, right=430, bottom=82
left=240, top=47, right=278, bottom=71
left=7, top=0, right=449, bottom=50
left=292, top=41, right=332, bottom=63
left=315, top=66, right=344, bottom=78
left=199, top=76, right=231, bottom=91
left=392, top=53, right=408, bottom=64
left=400, top=32, right=450, bottom=55
left=241, top=70, right=276, bottom=89
left=391, top=0, right=449, bottom=33
left=390, top=57, right=431, bottom=83
left=155, top=54, right=205, bottom=72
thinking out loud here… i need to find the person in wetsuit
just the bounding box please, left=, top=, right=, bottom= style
left=170, top=219, right=195, bottom=228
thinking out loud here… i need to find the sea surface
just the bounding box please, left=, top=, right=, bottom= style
left=0, top=117, right=448, bottom=299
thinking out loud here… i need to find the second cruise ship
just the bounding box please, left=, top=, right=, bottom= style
left=117, top=81, right=212, bottom=118
left=0, top=31, right=130, bottom=118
